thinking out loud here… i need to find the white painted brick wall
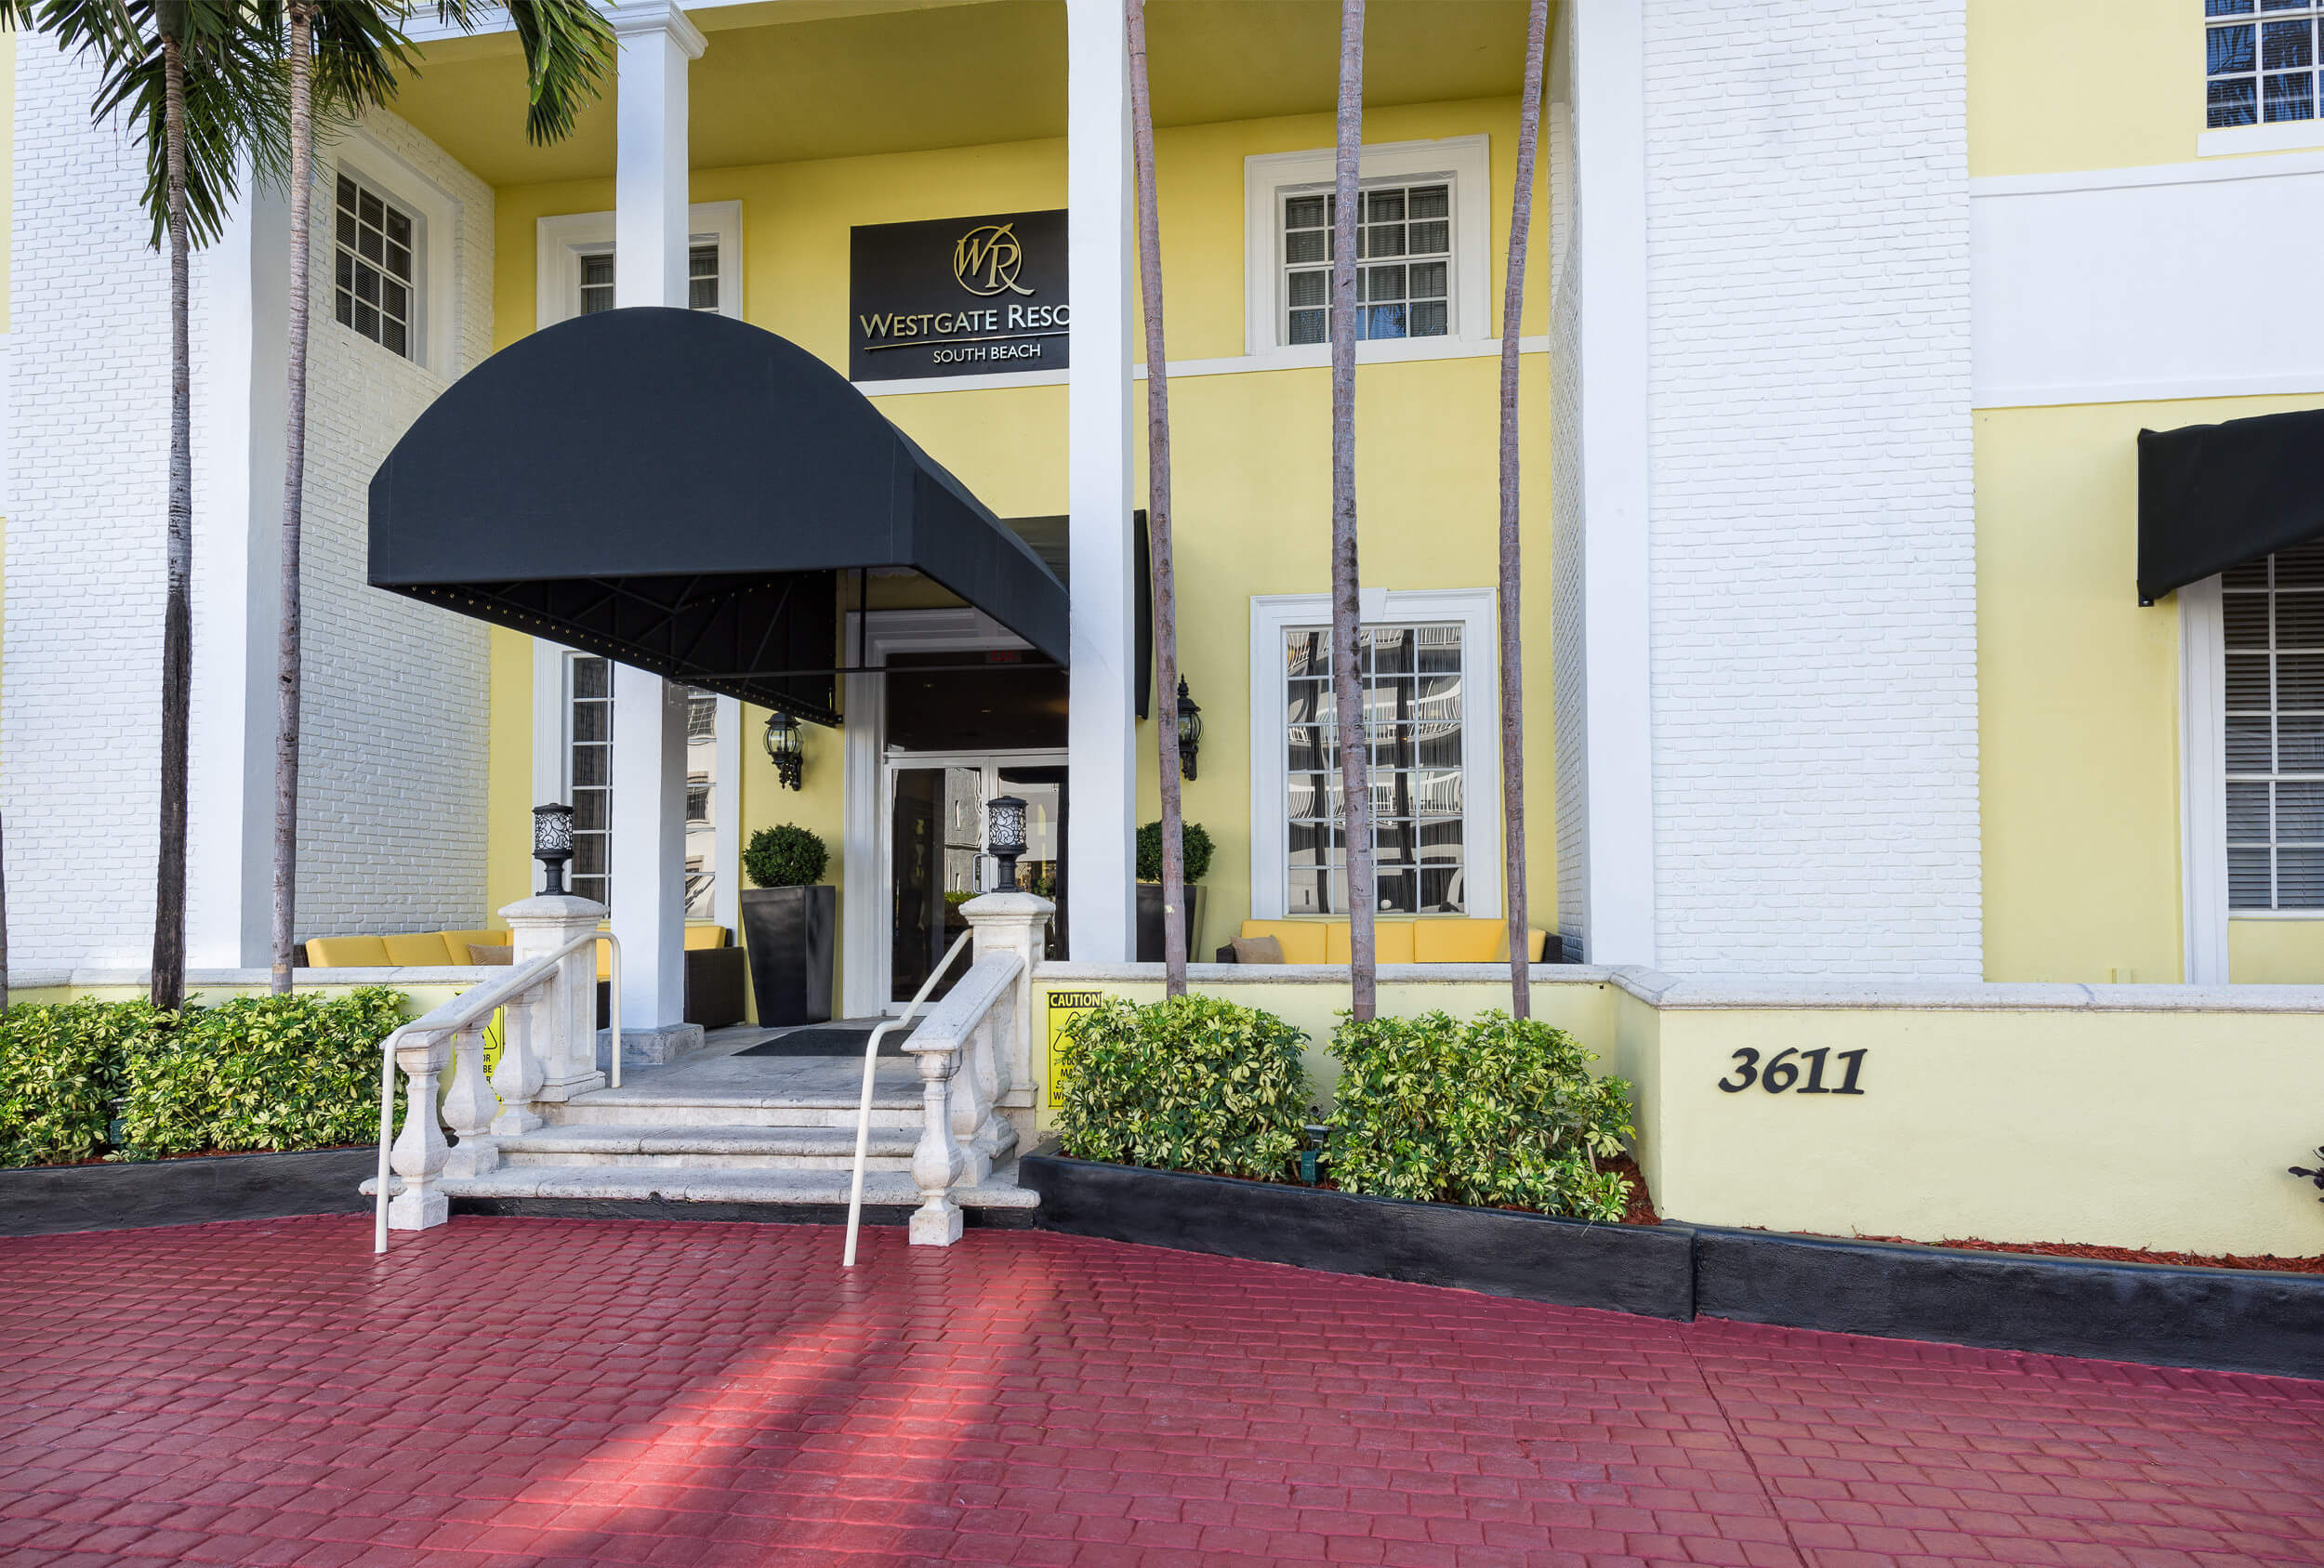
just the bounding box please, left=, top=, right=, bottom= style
left=5, top=67, right=492, bottom=965
left=5, top=41, right=172, bottom=967
left=1643, top=0, right=1979, bottom=978
left=296, top=112, right=492, bottom=937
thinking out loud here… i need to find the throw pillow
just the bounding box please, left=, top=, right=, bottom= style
left=1230, top=934, right=1287, bottom=965
left=467, top=942, right=515, bottom=966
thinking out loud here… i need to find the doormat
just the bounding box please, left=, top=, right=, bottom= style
left=733, top=1022, right=918, bottom=1058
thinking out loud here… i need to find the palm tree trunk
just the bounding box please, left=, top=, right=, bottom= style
left=1330, top=0, right=1375, bottom=1020
left=1499, top=0, right=1549, bottom=1017
left=271, top=2, right=316, bottom=995
left=152, top=33, right=191, bottom=1014
left=1125, top=0, right=1187, bottom=997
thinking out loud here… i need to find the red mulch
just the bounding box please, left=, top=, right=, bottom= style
left=1846, top=1231, right=2324, bottom=1275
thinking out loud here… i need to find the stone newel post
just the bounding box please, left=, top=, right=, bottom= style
left=961, top=890, right=1052, bottom=1105
left=502, top=893, right=608, bottom=1103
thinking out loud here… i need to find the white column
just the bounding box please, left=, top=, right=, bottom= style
left=611, top=665, right=688, bottom=1027
left=185, top=178, right=290, bottom=968
left=610, top=1, right=704, bottom=311
left=1573, top=0, right=1657, bottom=967
left=608, top=0, right=704, bottom=1028
left=1064, top=0, right=1138, bottom=964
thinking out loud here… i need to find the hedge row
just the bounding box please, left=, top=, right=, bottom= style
left=1052, top=995, right=1638, bottom=1222
left=0, top=989, right=408, bottom=1167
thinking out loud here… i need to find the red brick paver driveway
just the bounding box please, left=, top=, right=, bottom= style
left=2, top=1217, right=2320, bottom=1567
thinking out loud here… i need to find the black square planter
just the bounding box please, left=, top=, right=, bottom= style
left=739, top=884, right=836, bottom=1026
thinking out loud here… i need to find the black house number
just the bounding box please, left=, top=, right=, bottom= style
left=1716, top=1048, right=1866, bottom=1096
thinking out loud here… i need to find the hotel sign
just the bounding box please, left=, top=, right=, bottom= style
left=849, top=208, right=1069, bottom=382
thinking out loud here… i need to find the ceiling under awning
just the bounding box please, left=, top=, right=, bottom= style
left=367, top=307, right=1069, bottom=725
left=2139, top=408, right=2324, bottom=605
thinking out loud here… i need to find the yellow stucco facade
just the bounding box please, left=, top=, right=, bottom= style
left=479, top=90, right=1554, bottom=995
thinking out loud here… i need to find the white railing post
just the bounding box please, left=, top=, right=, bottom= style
left=442, top=1021, right=499, bottom=1179
left=387, top=1031, right=452, bottom=1231
left=503, top=893, right=609, bottom=1102
left=490, top=993, right=545, bottom=1136
left=961, top=890, right=1050, bottom=1103
left=907, top=1043, right=965, bottom=1246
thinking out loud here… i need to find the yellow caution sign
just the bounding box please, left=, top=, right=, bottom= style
left=1042, top=988, right=1105, bottom=1109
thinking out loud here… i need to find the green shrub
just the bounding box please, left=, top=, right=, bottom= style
left=0, top=988, right=408, bottom=1167
left=0, top=999, right=159, bottom=1166
left=744, top=824, right=829, bottom=888
left=1328, top=1009, right=1636, bottom=1220
left=1055, top=995, right=1310, bottom=1179
left=1135, top=819, right=1214, bottom=883
left=119, top=988, right=411, bottom=1158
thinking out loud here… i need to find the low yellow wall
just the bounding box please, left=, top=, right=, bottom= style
left=1037, top=968, right=2324, bottom=1259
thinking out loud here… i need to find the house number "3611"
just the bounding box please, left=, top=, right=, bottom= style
left=1716, top=1048, right=1868, bottom=1096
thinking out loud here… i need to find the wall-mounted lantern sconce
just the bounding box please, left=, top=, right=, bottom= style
left=762, top=710, right=804, bottom=791
left=1175, top=676, right=1202, bottom=782
left=532, top=802, right=574, bottom=895
left=986, top=795, right=1028, bottom=891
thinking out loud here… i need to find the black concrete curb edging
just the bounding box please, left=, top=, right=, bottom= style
left=0, top=1147, right=376, bottom=1237
left=1019, top=1151, right=1698, bottom=1321
left=1019, top=1153, right=2324, bottom=1380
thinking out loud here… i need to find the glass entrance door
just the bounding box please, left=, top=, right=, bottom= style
left=886, top=753, right=1067, bottom=1005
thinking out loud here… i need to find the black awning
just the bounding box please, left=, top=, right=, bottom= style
left=368, top=307, right=1070, bottom=724
left=2138, top=408, right=2324, bottom=604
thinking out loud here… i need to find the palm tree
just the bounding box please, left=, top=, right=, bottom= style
left=267, top=0, right=610, bottom=994
left=2, top=0, right=288, bottom=1010
left=1124, top=0, right=1188, bottom=997
left=1498, top=0, right=1550, bottom=1016
left=1329, top=0, right=1376, bottom=1020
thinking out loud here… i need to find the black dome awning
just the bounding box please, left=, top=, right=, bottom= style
left=2139, top=408, right=2324, bottom=604
left=367, top=307, right=1069, bottom=724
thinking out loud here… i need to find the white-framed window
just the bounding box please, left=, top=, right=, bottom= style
left=536, top=202, right=743, bottom=327
left=2209, top=1, right=2322, bottom=129
left=1244, top=137, right=1491, bottom=360
left=1248, top=588, right=1502, bottom=921
left=567, top=653, right=614, bottom=906
left=335, top=173, right=416, bottom=358
left=2224, top=541, right=2324, bottom=910
left=1280, top=182, right=1452, bottom=346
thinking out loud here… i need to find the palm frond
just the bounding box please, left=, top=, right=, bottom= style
left=83, top=2, right=291, bottom=248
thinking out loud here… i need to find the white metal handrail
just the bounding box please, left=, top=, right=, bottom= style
left=373, top=929, right=621, bottom=1254
left=842, top=928, right=975, bottom=1267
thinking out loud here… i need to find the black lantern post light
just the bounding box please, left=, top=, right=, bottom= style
left=1175, top=676, right=1202, bottom=781
left=986, top=795, right=1028, bottom=892
left=762, top=710, right=804, bottom=791
left=533, top=803, right=575, bottom=895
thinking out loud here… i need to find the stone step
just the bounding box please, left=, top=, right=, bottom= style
left=541, top=1093, right=923, bottom=1131
left=497, top=1123, right=924, bottom=1172
left=369, top=1163, right=1040, bottom=1210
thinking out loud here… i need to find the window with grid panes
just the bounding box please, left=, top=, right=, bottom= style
left=1281, top=182, right=1452, bottom=347
left=335, top=175, right=415, bottom=357
left=1283, top=625, right=1465, bottom=916
left=574, top=243, right=721, bottom=314
left=2224, top=541, right=2324, bottom=909
left=2208, top=1, right=2322, bottom=128
left=569, top=655, right=614, bottom=906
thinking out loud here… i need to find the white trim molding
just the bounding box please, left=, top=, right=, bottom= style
left=535, top=200, right=744, bottom=329
left=2179, top=577, right=2230, bottom=986
left=2200, top=122, right=2324, bottom=160
left=1971, top=151, right=2324, bottom=410
left=1242, top=135, right=1493, bottom=362
left=1246, top=588, right=1503, bottom=925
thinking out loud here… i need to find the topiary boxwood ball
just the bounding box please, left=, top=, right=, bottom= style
left=744, top=824, right=829, bottom=889
left=1135, top=820, right=1214, bottom=883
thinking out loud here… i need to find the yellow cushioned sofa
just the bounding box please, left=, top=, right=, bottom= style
left=304, top=924, right=747, bottom=1028
left=1218, top=918, right=1551, bottom=965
